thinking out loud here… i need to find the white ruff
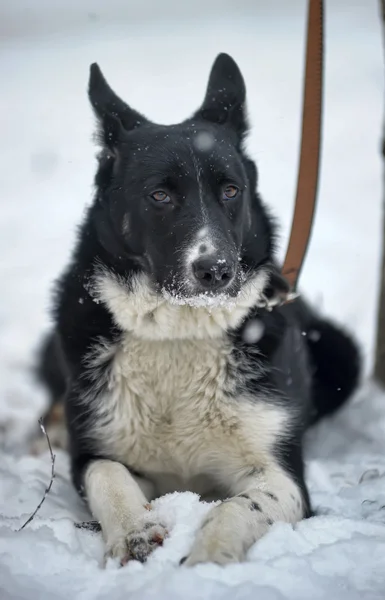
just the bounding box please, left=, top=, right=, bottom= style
left=91, top=269, right=269, bottom=341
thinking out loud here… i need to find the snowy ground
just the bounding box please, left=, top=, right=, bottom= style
left=0, top=1, right=384, bottom=599
left=1, top=383, right=385, bottom=600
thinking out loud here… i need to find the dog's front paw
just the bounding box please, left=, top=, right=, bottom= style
left=182, top=502, right=250, bottom=566
left=106, top=521, right=168, bottom=566
left=182, top=497, right=272, bottom=566
left=182, top=541, right=241, bottom=567
left=182, top=524, right=244, bottom=567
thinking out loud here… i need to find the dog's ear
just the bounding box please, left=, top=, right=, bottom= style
left=88, top=63, right=147, bottom=149
left=196, top=53, right=247, bottom=139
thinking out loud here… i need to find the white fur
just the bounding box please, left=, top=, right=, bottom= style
left=92, top=269, right=268, bottom=340
left=185, top=234, right=216, bottom=269
left=197, top=226, right=209, bottom=240
left=191, top=150, right=207, bottom=224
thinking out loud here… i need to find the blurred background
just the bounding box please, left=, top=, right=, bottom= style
left=0, top=0, right=383, bottom=444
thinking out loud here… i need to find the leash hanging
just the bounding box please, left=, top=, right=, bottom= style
left=281, top=0, right=324, bottom=293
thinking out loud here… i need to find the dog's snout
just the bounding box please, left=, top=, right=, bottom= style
left=192, top=257, right=235, bottom=290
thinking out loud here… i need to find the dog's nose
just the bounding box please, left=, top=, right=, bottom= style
left=192, top=257, right=235, bottom=290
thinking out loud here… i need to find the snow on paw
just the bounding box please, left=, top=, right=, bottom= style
left=105, top=522, right=168, bottom=566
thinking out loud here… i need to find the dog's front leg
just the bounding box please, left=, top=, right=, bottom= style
left=183, top=466, right=307, bottom=566
left=84, top=459, right=167, bottom=564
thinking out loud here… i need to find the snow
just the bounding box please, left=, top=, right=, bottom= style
left=1, top=383, right=385, bottom=599
left=0, top=1, right=384, bottom=599
left=242, top=319, right=265, bottom=344
left=193, top=131, right=216, bottom=152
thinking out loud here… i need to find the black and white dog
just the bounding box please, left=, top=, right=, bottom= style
left=37, top=54, right=360, bottom=566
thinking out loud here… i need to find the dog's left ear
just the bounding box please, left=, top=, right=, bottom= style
left=196, top=53, right=248, bottom=139
left=88, top=63, right=148, bottom=149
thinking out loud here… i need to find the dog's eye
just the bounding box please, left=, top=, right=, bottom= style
left=223, top=185, right=239, bottom=200
left=151, top=191, right=171, bottom=204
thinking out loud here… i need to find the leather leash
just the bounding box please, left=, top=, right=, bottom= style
left=281, top=0, right=324, bottom=293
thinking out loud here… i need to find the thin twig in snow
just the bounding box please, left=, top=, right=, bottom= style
left=17, top=418, right=56, bottom=532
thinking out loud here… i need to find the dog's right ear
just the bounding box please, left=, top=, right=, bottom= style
left=88, top=63, right=147, bottom=150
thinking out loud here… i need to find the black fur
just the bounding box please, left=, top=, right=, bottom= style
left=37, top=53, right=360, bottom=524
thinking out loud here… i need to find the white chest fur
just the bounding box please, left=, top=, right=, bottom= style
left=89, top=334, right=287, bottom=495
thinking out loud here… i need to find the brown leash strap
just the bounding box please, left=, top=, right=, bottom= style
left=281, top=0, right=324, bottom=292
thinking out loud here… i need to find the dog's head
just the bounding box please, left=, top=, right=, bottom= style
left=89, top=54, right=276, bottom=308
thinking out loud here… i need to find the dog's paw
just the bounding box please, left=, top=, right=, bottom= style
left=105, top=521, right=168, bottom=566
left=182, top=504, right=248, bottom=566
left=181, top=497, right=270, bottom=566
left=182, top=543, right=241, bottom=567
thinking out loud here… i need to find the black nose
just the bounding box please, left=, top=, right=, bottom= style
left=192, top=257, right=235, bottom=290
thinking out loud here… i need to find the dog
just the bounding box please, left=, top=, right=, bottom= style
left=36, top=53, right=360, bottom=566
